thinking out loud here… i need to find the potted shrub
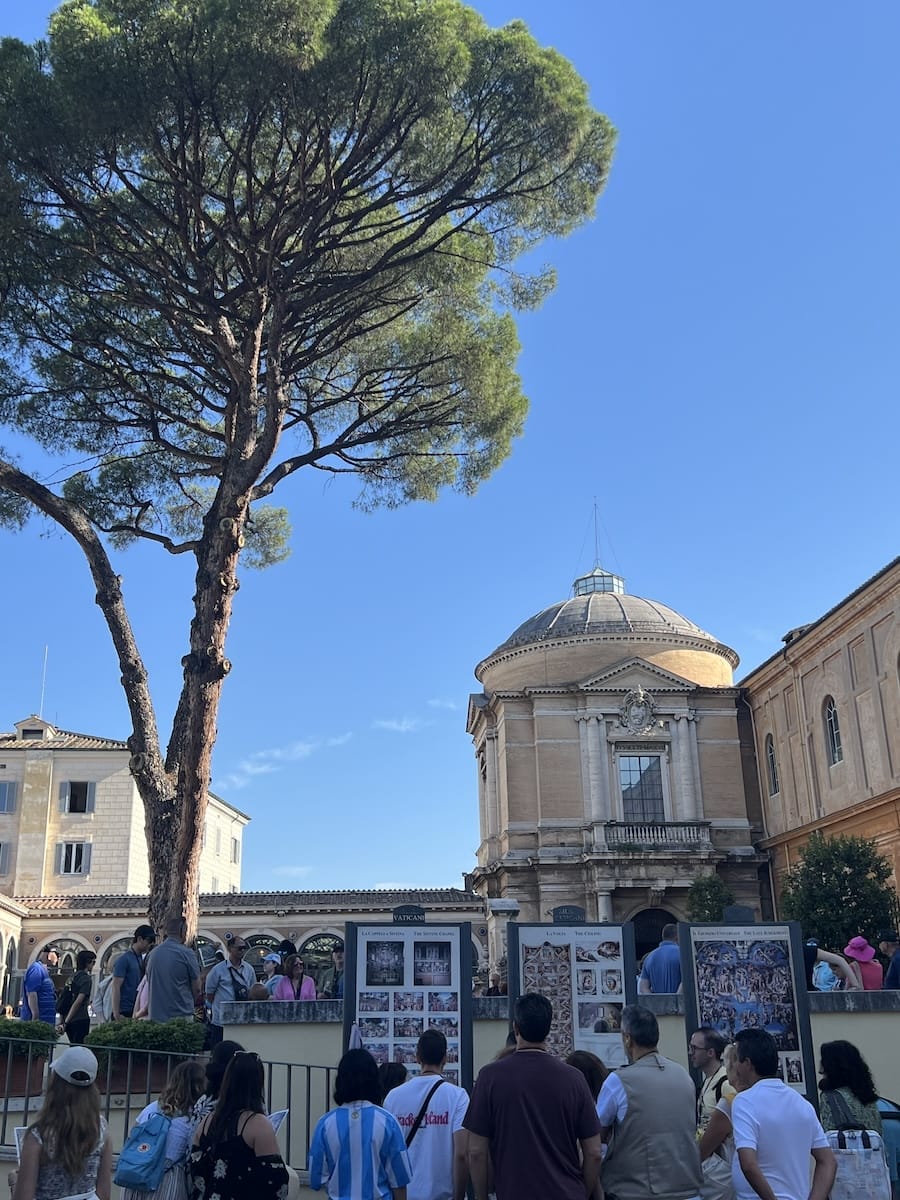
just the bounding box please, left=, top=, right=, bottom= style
left=85, top=1019, right=205, bottom=1095
left=0, top=1019, right=59, bottom=1098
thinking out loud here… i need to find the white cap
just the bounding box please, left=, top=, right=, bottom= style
left=50, top=1045, right=98, bottom=1087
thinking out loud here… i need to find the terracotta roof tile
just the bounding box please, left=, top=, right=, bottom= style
left=14, top=888, right=483, bottom=916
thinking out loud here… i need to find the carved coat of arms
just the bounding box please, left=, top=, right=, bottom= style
left=619, top=687, right=656, bottom=734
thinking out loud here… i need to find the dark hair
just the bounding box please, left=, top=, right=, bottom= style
left=735, top=1028, right=778, bottom=1078
left=661, top=924, right=678, bottom=942
left=205, top=1039, right=245, bottom=1099
left=513, top=993, right=552, bottom=1043
left=133, top=925, right=156, bottom=942
left=620, top=1004, right=658, bottom=1048
left=283, top=954, right=304, bottom=979
left=819, top=1040, right=878, bottom=1106
left=277, top=939, right=297, bottom=957
left=207, top=1053, right=265, bottom=1142
left=75, top=950, right=96, bottom=970
left=417, top=1029, right=447, bottom=1067
left=696, top=1026, right=728, bottom=1058
left=334, top=1049, right=381, bottom=1106
left=566, top=1050, right=609, bottom=1101
left=378, top=1062, right=408, bottom=1100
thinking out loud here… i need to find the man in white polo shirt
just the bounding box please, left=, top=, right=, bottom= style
left=383, top=1029, right=469, bottom=1200
left=731, top=1028, right=835, bottom=1200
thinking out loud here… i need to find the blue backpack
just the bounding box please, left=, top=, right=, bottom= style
left=812, top=960, right=841, bottom=991
left=113, top=1109, right=172, bottom=1191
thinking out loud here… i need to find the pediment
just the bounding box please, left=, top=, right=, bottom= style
left=579, top=657, right=696, bottom=693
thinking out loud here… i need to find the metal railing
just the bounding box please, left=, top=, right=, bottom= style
left=0, top=1038, right=334, bottom=1169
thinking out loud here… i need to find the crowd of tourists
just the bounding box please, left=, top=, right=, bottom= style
left=17, top=918, right=346, bottom=1049
left=300, top=997, right=900, bottom=1200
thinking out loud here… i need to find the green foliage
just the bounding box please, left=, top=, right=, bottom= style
left=687, top=874, right=736, bottom=922
left=85, top=1017, right=206, bottom=1067
left=0, top=1018, right=60, bottom=1054
left=780, top=832, right=900, bottom=951
left=0, top=0, right=615, bottom=538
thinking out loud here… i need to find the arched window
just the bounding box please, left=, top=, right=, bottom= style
left=824, top=696, right=843, bottom=765
left=765, top=735, right=780, bottom=796
left=243, top=934, right=281, bottom=978
left=299, top=933, right=344, bottom=994
left=99, top=936, right=133, bottom=978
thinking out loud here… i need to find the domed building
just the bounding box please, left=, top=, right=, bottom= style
left=466, top=566, right=769, bottom=962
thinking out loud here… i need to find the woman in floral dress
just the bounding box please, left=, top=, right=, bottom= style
left=188, top=1052, right=289, bottom=1200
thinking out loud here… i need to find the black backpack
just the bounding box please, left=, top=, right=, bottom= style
left=57, top=981, right=75, bottom=1020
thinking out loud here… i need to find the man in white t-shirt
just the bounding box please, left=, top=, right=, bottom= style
left=731, top=1028, right=835, bottom=1200
left=383, top=1029, right=469, bottom=1200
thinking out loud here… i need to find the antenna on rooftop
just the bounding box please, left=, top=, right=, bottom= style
left=593, top=496, right=601, bottom=568
left=39, top=645, right=48, bottom=718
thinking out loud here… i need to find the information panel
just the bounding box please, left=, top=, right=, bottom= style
left=679, top=921, right=816, bottom=1101
left=508, top=922, right=636, bottom=1065
left=344, top=922, right=473, bottom=1091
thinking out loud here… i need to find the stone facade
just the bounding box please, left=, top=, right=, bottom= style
left=0, top=715, right=247, bottom=897
left=466, top=567, right=768, bottom=962
left=741, top=556, right=900, bottom=889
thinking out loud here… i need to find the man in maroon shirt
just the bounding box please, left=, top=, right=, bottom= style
left=465, top=993, right=603, bottom=1200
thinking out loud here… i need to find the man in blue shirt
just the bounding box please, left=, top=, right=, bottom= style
left=111, top=924, right=156, bottom=1020
left=639, top=924, right=682, bottom=994
left=20, top=945, right=58, bottom=1023
left=878, top=929, right=900, bottom=990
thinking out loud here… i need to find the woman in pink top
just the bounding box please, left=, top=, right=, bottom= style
left=272, top=954, right=316, bottom=1001
left=843, top=936, right=883, bottom=989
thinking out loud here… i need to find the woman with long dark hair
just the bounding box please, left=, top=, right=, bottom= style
left=189, top=1039, right=244, bottom=1131
left=189, top=1052, right=288, bottom=1200
left=818, top=1039, right=883, bottom=1133
left=308, top=1049, right=411, bottom=1200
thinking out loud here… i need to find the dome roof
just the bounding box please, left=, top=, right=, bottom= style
left=497, top=590, right=718, bottom=653
left=482, top=564, right=737, bottom=666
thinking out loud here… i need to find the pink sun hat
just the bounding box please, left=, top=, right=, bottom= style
left=843, top=936, right=876, bottom=962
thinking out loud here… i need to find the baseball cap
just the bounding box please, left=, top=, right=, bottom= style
left=877, top=929, right=899, bottom=944
left=263, top=953, right=280, bottom=964
left=50, top=1046, right=98, bottom=1087
left=844, top=936, right=876, bottom=962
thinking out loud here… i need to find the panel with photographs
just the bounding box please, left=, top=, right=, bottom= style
left=345, top=923, right=472, bottom=1091
left=509, top=924, right=636, bottom=1068
left=680, top=922, right=815, bottom=1100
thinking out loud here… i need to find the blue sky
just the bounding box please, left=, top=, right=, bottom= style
left=2, top=2, right=898, bottom=893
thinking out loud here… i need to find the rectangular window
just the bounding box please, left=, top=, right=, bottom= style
left=215, top=827, right=221, bottom=856
left=0, top=844, right=10, bottom=875
left=619, top=755, right=665, bottom=823
left=211, top=876, right=219, bottom=892
left=54, top=842, right=92, bottom=875
left=230, top=837, right=240, bottom=864
left=58, top=782, right=96, bottom=815
left=0, top=782, right=17, bottom=814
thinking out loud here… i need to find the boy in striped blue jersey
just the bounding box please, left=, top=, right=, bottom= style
left=309, top=1049, right=411, bottom=1200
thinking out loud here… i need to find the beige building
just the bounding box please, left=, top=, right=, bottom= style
left=466, top=566, right=768, bottom=961
left=741, top=556, right=900, bottom=891
left=0, top=715, right=247, bottom=897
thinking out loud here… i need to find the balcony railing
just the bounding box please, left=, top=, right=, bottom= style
left=604, top=820, right=713, bottom=850
left=0, top=1038, right=334, bottom=1169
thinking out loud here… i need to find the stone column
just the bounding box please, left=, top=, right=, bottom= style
left=485, top=732, right=500, bottom=850
left=672, top=713, right=697, bottom=820
left=596, top=889, right=613, bottom=922
left=689, top=715, right=704, bottom=820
